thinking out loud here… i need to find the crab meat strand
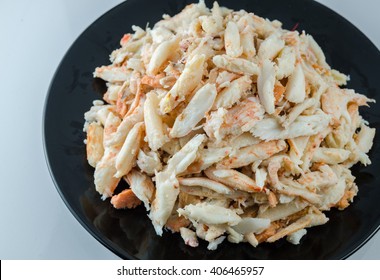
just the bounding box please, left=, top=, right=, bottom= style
left=160, top=54, right=205, bottom=114
left=257, top=59, right=276, bottom=114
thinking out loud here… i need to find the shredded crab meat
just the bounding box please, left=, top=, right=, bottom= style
left=83, top=0, right=375, bottom=250
left=205, top=97, right=265, bottom=142
left=257, top=59, right=276, bottom=114
left=177, top=202, right=242, bottom=226
left=212, top=55, right=259, bottom=75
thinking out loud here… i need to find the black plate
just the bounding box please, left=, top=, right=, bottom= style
left=43, top=0, right=380, bottom=259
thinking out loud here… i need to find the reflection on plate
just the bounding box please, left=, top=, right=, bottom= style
left=44, top=0, right=380, bottom=259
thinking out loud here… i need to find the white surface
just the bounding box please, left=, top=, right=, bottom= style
left=0, top=0, right=379, bottom=259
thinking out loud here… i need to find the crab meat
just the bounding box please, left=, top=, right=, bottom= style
left=204, top=167, right=262, bottom=192
left=147, top=37, right=179, bottom=75
left=285, top=63, right=306, bottom=103
left=144, top=91, right=169, bottom=151
left=180, top=227, right=199, bottom=247
left=258, top=33, right=285, bottom=61
left=171, top=83, right=217, bottom=138
left=160, top=54, right=205, bottom=114
left=212, top=75, right=252, bottom=110
left=212, top=55, right=259, bottom=75
left=111, top=189, right=141, bottom=209
left=224, top=21, right=243, bottom=57
left=115, top=122, right=144, bottom=178
left=125, top=170, right=155, bottom=211
left=179, top=177, right=232, bottom=194
left=257, top=59, right=276, bottom=114
left=218, top=140, right=287, bottom=169
left=178, top=202, right=242, bottom=225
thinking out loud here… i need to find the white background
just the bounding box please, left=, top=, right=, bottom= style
left=0, top=0, right=379, bottom=259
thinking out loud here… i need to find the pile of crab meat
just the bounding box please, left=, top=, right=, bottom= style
left=83, top=1, right=376, bottom=249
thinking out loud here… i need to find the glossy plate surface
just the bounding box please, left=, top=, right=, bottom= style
left=44, top=0, right=380, bottom=259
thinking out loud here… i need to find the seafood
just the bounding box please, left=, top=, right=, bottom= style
left=83, top=1, right=375, bottom=250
